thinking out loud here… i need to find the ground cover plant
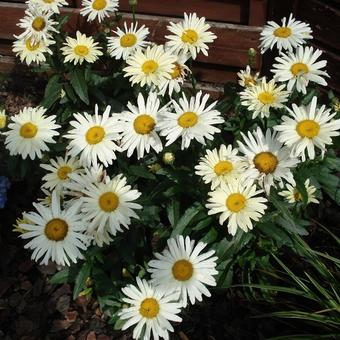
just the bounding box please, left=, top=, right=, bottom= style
left=0, top=1, right=340, bottom=339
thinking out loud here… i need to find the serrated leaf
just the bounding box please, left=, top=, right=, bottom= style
left=167, top=200, right=180, bottom=227
left=128, top=165, right=156, bottom=180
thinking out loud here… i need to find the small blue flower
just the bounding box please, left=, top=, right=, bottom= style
left=0, top=176, right=10, bottom=209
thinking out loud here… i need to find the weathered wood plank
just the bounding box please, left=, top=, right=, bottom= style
left=119, top=0, right=246, bottom=24
left=0, top=4, right=261, bottom=69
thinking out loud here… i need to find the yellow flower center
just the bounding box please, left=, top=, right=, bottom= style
left=133, top=114, right=156, bottom=135
left=253, top=152, right=278, bottom=174
left=226, top=193, right=246, bottom=213
left=43, top=0, right=54, bottom=3
left=32, top=17, right=46, bottom=31
left=171, top=62, right=182, bottom=79
left=177, top=111, right=198, bottom=128
left=294, top=190, right=302, bottom=201
left=244, top=77, right=256, bottom=87
left=172, top=259, right=194, bottom=281
left=57, top=166, right=72, bottom=180
left=296, top=119, right=320, bottom=138
left=85, top=126, right=105, bottom=145
left=181, top=29, right=199, bottom=44
left=290, top=62, right=309, bottom=76
left=92, top=0, right=107, bottom=10
left=120, top=33, right=137, bottom=47
left=74, top=45, right=89, bottom=57
left=214, top=160, right=233, bottom=175
left=273, top=27, right=292, bottom=38
left=142, top=60, right=158, bottom=74
left=258, top=92, right=275, bottom=104
left=139, top=298, right=160, bottom=319
left=98, top=192, right=119, bottom=212
left=45, top=218, right=68, bottom=241
left=25, top=38, right=40, bottom=51
left=20, top=122, right=38, bottom=138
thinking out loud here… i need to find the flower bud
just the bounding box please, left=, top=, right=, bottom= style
left=0, top=109, right=7, bottom=129
left=163, top=152, right=175, bottom=165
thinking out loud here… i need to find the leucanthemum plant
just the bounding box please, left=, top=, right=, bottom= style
left=4, top=7, right=340, bottom=338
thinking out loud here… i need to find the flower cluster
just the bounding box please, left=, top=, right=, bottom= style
left=4, top=5, right=340, bottom=340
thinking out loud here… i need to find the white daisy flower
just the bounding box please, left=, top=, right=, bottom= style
left=206, top=178, right=268, bottom=236
left=240, top=78, right=290, bottom=119
left=271, top=46, right=329, bottom=94
left=237, top=127, right=299, bottom=194
left=3, top=106, right=60, bottom=160
left=61, top=31, right=103, bottom=65
left=148, top=235, right=218, bottom=307
left=65, top=164, right=108, bottom=197
left=237, top=65, right=260, bottom=88
left=123, top=45, right=176, bottom=87
left=260, top=13, right=313, bottom=54
left=81, top=174, right=142, bottom=244
left=12, top=36, right=54, bottom=66
left=274, top=96, right=340, bottom=160
left=116, top=92, right=168, bottom=159
left=17, top=4, right=58, bottom=43
left=119, top=277, right=182, bottom=340
left=165, top=12, right=217, bottom=60
left=80, top=0, right=119, bottom=23
left=195, top=144, right=246, bottom=190
left=40, top=155, right=83, bottom=191
left=20, top=191, right=89, bottom=266
left=157, top=51, right=190, bottom=97
left=279, top=178, right=319, bottom=204
left=107, top=22, right=149, bottom=60
left=27, top=0, right=68, bottom=14
left=158, top=91, right=224, bottom=149
left=64, top=105, right=121, bottom=167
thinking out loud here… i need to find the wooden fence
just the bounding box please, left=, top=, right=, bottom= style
left=0, top=0, right=339, bottom=93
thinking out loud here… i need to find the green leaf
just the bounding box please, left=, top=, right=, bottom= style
left=69, top=69, right=89, bottom=105
left=73, top=261, right=92, bottom=300
left=128, top=165, right=156, bottom=180
left=170, top=204, right=202, bottom=237
left=49, top=268, right=70, bottom=284
left=199, top=227, right=218, bottom=244
left=41, top=74, right=62, bottom=109
left=167, top=200, right=180, bottom=227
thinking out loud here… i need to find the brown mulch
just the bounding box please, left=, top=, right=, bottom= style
left=0, top=238, right=126, bottom=340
